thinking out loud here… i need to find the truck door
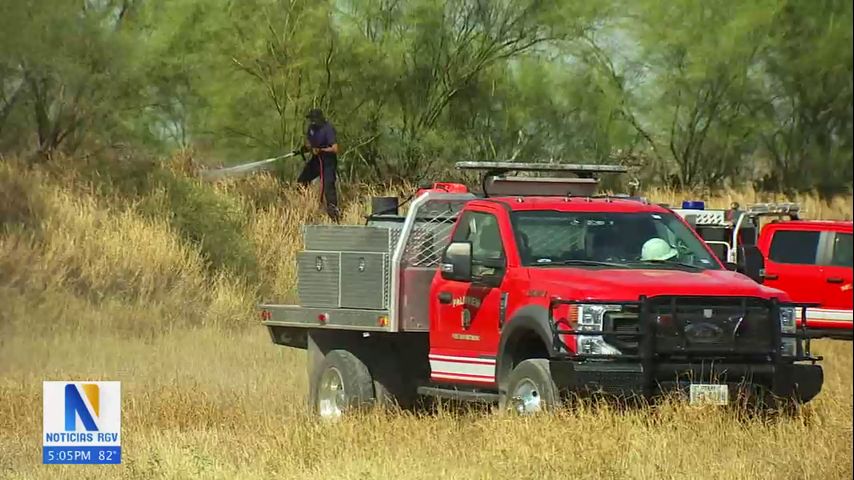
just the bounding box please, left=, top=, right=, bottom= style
left=429, top=209, right=508, bottom=386
left=758, top=225, right=825, bottom=305
left=819, top=229, right=853, bottom=312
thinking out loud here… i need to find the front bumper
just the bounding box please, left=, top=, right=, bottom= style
left=546, top=296, right=825, bottom=404
left=549, top=360, right=824, bottom=404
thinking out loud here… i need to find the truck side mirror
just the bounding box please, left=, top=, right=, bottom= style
left=441, top=241, right=473, bottom=282
left=736, top=245, right=765, bottom=283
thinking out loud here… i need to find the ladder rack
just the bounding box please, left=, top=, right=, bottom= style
left=454, top=161, right=628, bottom=197
left=455, top=161, right=628, bottom=177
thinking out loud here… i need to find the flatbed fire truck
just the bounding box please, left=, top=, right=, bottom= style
left=673, top=202, right=853, bottom=340
left=259, top=162, right=823, bottom=417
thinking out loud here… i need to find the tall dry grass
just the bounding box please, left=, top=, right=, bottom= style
left=1, top=327, right=850, bottom=480
left=0, top=159, right=852, bottom=479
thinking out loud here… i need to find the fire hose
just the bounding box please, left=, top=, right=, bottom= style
left=198, top=148, right=306, bottom=180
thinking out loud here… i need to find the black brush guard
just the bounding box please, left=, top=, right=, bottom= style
left=545, top=296, right=824, bottom=403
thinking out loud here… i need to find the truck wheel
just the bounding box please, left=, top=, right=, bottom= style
left=501, top=359, right=561, bottom=414
left=310, top=350, right=375, bottom=419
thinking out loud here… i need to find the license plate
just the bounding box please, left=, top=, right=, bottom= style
left=689, top=384, right=729, bottom=406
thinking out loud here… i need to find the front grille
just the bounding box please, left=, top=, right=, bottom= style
left=604, top=297, right=776, bottom=356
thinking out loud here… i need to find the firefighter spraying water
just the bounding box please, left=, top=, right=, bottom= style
left=198, top=108, right=342, bottom=221
left=298, top=108, right=341, bottom=222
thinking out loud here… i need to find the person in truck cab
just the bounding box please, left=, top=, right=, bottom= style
left=586, top=225, right=626, bottom=261
left=515, top=211, right=715, bottom=269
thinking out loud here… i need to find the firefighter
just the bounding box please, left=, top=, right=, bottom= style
left=298, top=108, right=341, bottom=222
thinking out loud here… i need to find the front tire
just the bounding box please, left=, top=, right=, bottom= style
left=310, top=349, right=376, bottom=419
left=501, top=358, right=561, bottom=414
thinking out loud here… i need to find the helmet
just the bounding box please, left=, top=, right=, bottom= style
left=305, top=108, right=325, bottom=123
left=641, top=238, right=677, bottom=261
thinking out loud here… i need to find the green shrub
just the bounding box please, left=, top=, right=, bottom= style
left=58, top=153, right=258, bottom=282
left=145, top=175, right=259, bottom=283
left=70, top=154, right=165, bottom=200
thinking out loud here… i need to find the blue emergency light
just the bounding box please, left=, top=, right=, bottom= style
left=682, top=200, right=705, bottom=210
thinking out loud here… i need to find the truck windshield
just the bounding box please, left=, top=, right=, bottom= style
left=510, top=210, right=721, bottom=270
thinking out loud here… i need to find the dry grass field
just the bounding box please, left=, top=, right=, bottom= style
left=0, top=158, right=852, bottom=479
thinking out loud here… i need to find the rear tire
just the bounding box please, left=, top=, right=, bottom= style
left=309, top=349, right=375, bottom=419
left=501, top=359, right=561, bottom=414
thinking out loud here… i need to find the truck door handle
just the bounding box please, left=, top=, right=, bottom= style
left=764, top=273, right=779, bottom=280
left=438, top=292, right=453, bottom=304
left=827, top=277, right=844, bottom=284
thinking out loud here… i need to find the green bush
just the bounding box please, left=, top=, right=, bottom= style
left=69, top=153, right=259, bottom=282
left=69, top=154, right=164, bottom=200
left=152, top=176, right=259, bottom=283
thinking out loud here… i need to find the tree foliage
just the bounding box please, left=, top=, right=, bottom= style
left=0, top=0, right=850, bottom=195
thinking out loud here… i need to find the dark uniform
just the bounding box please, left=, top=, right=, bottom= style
left=298, top=109, right=341, bottom=222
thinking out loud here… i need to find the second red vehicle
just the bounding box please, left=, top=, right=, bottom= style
left=674, top=203, right=852, bottom=340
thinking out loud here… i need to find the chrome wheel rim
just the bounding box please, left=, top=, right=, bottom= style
left=318, top=367, right=346, bottom=418
left=511, top=378, right=542, bottom=414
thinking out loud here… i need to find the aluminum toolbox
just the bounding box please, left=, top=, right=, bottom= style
left=296, top=251, right=340, bottom=307
left=340, top=252, right=388, bottom=310
left=304, top=225, right=392, bottom=253
left=298, top=225, right=394, bottom=310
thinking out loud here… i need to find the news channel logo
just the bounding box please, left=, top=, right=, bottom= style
left=43, top=381, right=121, bottom=464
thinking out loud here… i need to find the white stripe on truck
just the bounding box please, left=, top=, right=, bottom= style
left=795, top=308, right=853, bottom=323
left=429, top=354, right=497, bottom=382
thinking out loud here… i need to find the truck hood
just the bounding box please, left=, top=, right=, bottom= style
left=527, top=267, right=789, bottom=302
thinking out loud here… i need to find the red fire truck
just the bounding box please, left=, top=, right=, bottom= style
left=259, top=163, right=823, bottom=417
left=673, top=202, right=852, bottom=340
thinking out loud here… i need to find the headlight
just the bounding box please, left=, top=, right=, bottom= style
left=780, top=306, right=797, bottom=357
left=780, top=307, right=796, bottom=333
left=576, top=304, right=622, bottom=356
